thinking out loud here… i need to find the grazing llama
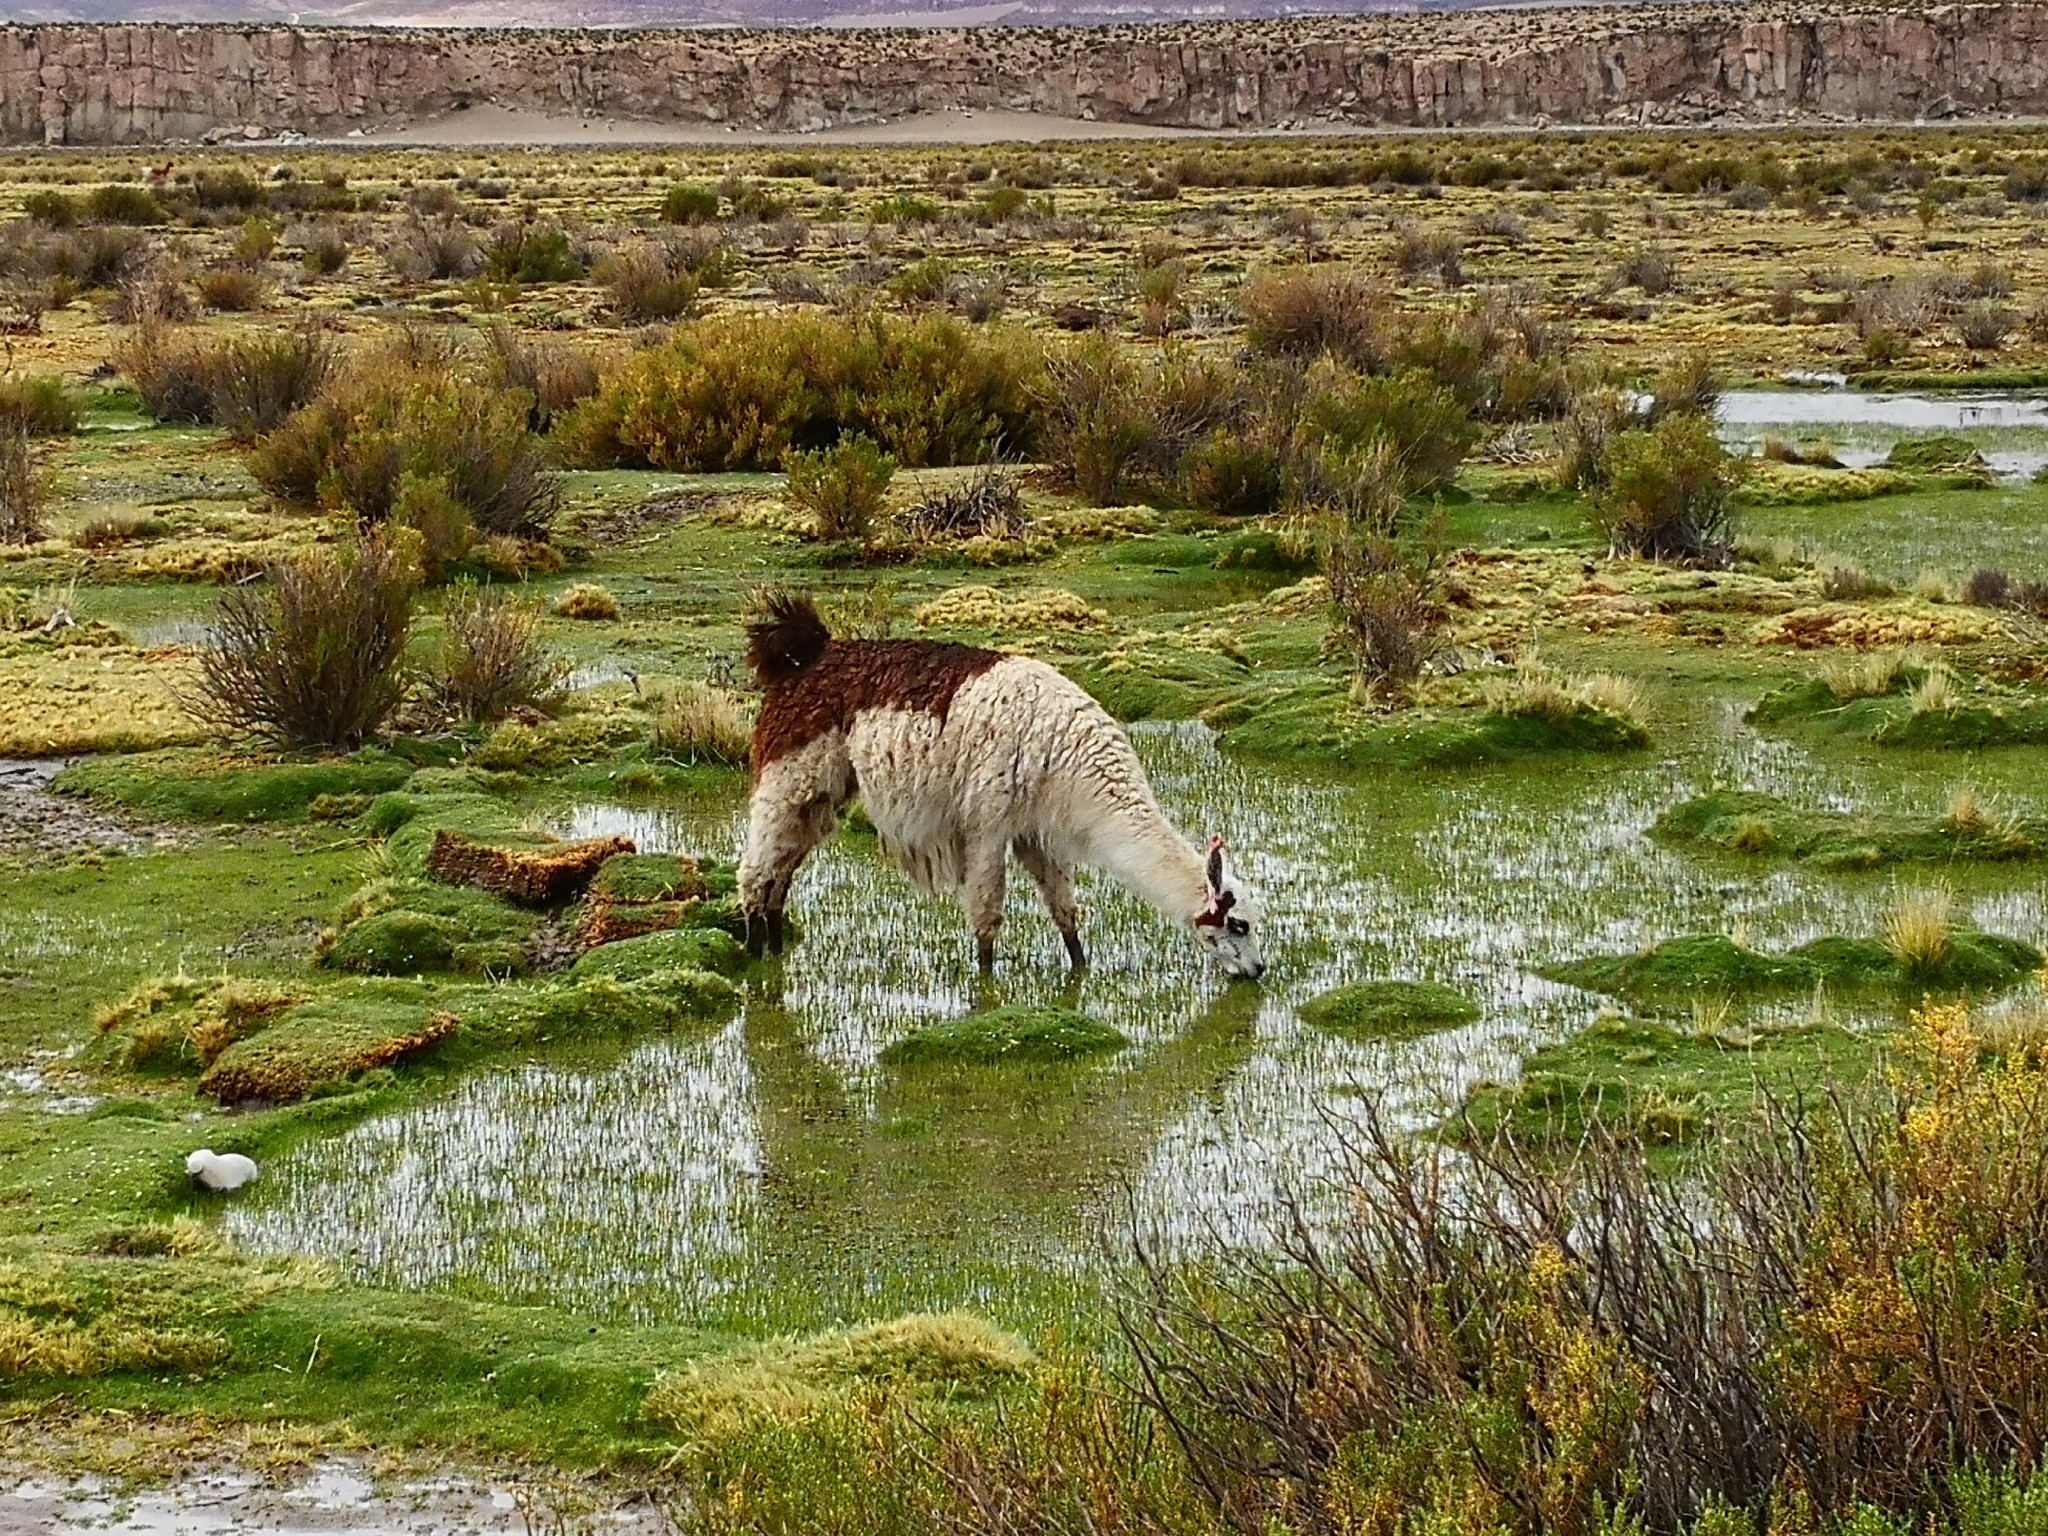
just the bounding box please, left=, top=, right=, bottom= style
left=736, top=593, right=1266, bottom=979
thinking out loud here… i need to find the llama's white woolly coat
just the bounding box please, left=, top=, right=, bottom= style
left=749, top=656, right=1209, bottom=923
left=735, top=593, right=1264, bottom=975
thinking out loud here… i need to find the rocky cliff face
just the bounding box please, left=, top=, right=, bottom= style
left=5, top=4, right=2047, bottom=145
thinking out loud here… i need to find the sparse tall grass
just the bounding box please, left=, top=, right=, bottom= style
left=1482, top=659, right=1647, bottom=727
left=1822, top=646, right=1919, bottom=701
left=1884, top=884, right=1955, bottom=973
left=430, top=581, right=567, bottom=724
left=650, top=681, right=753, bottom=767
left=1908, top=662, right=1961, bottom=715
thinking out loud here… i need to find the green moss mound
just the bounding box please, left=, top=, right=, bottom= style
left=1882, top=434, right=1990, bottom=472
left=1298, top=979, right=1480, bottom=1038
left=1544, top=929, right=2043, bottom=1003
left=1871, top=703, right=2048, bottom=751
left=1653, top=790, right=2044, bottom=869
left=1456, top=1018, right=1878, bottom=1149
left=1214, top=684, right=1648, bottom=773
left=321, top=910, right=527, bottom=978
left=645, top=1312, right=1034, bottom=1446
left=588, top=853, right=736, bottom=905
left=570, top=927, right=749, bottom=981
left=880, top=1006, right=1129, bottom=1068
left=476, top=969, right=740, bottom=1043
left=54, top=748, right=413, bottom=823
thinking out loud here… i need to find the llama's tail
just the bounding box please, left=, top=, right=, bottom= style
left=745, top=589, right=831, bottom=689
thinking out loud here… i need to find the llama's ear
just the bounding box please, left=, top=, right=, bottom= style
left=1206, top=834, right=1227, bottom=894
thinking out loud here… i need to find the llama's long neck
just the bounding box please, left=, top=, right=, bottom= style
left=1099, top=799, right=1211, bottom=925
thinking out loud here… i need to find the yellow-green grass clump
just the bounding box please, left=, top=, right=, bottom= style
left=645, top=1312, right=1034, bottom=1445
left=552, top=582, right=621, bottom=620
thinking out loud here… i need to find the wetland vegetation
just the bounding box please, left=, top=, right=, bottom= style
left=7, top=126, right=2048, bottom=1532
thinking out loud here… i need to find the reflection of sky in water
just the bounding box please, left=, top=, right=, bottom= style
left=1715, top=389, right=2048, bottom=481
left=230, top=709, right=2048, bottom=1329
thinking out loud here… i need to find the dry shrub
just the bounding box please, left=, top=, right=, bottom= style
left=0, top=429, right=49, bottom=545
left=192, top=536, right=417, bottom=748
left=1027, top=1002, right=2048, bottom=1536
left=120, top=324, right=332, bottom=439
left=1618, top=244, right=1679, bottom=294
left=113, top=260, right=192, bottom=325
left=1301, top=366, right=1478, bottom=496
left=430, top=581, right=567, bottom=724
left=901, top=464, right=1027, bottom=541
left=483, top=325, right=601, bottom=433
left=1958, top=300, right=2015, bottom=351
left=651, top=681, right=753, bottom=766
left=1556, top=384, right=1637, bottom=490
left=251, top=343, right=557, bottom=537
left=1389, top=221, right=1465, bottom=286
left=1317, top=440, right=1445, bottom=702
left=1241, top=265, right=1391, bottom=370
left=194, top=266, right=267, bottom=312
left=386, top=214, right=481, bottom=281
left=552, top=583, right=620, bottom=621
left=1485, top=660, right=1646, bottom=727
left=602, top=238, right=702, bottom=323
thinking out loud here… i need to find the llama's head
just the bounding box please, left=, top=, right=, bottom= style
left=1193, top=836, right=1266, bottom=981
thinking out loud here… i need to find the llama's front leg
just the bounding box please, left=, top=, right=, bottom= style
left=962, top=841, right=1008, bottom=973
left=738, top=790, right=840, bottom=959
left=1014, top=837, right=1086, bottom=970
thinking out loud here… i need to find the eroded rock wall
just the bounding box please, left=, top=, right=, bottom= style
left=3, top=5, right=2046, bottom=145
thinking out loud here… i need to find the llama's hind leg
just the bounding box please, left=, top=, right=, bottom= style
left=738, top=789, right=842, bottom=958
left=1015, top=837, right=1086, bottom=970
left=962, top=840, right=1009, bottom=974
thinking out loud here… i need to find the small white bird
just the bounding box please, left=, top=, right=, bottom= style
left=186, top=1149, right=259, bottom=1193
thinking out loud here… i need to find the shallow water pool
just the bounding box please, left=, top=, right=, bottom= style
left=227, top=704, right=2048, bottom=1332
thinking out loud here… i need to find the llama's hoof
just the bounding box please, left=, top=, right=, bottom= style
left=766, top=910, right=786, bottom=957
left=744, top=911, right=769, bottom=959
left=976, top=937, right=996, bottom=973
left=1062, top=931, right=1088, bottom=970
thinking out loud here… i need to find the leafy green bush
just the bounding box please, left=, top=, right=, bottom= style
left=660, top=183, right=721, bottom=224
left=1590, top=413, right=1742, bottom=564
left=252, top=348, right=557, bottom=537
left=786, top=434, right=896, bottom=543
left=566, top=311, right=1040, bottom=472
left=0, top=374, right=82, bottom=436
left=84, top=184, right=165, bottom=226
left=1302, top=367, right=1478, bottom=496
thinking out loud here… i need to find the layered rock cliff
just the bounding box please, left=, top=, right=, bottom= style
left=5, top=4, right=2047, bottom=146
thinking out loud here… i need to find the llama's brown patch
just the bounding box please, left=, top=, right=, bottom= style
left=428, top=831, right=635, bottom=907
left=752, top=639, right=1004, bottom=773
